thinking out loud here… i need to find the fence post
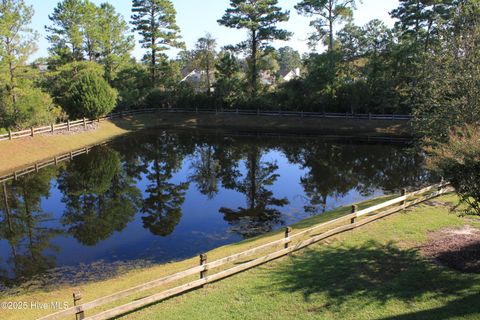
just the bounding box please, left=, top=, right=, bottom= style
left=401, top=189, right=407, bottom=208
left=35, top=163, right=39, bottom=173
left=257, top=108, right=260, bottom=116
left=83, top=117, right=87, bottom=129
left=70, top=152, right=73, bottom=160
left=200, top=253, right=208, bottom=287
left=54, top=156, right=58, bottom=165
left=73, top=291, right=84, bottom=320
left=369, top=113, right=372, bottom=120
left=31, top=127, right=34, bottom=137
left=8, top=129, right=12, bottom=140
left=351, top=205, right=358, bottom=224
left=67, top=120, right=71, bottom=131
left=284, top=227, right=292, bottom=249
left=51, top=123, right=54, bottom=133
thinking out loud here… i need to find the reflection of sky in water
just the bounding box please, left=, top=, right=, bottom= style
left=0, top=130, right=428, bottom=285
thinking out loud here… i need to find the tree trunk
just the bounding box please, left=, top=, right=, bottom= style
left=328, top=0, right=334, bottom=51
left=150, top=8, right=157, bottom=85
left=206, top=53, right=211, bottom=96
left=2, top=183, right=14, bottom=235
left=251, top=29, right=258, bottom=98
left=6, top=37, right=18, bottom=115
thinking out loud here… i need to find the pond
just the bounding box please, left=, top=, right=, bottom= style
left=0, top=129, right=431, bottom=288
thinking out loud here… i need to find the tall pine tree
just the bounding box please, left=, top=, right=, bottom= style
left=295, top=0, right=358, bottom=51
left=218, top=0, right=291, bottom=97
left=131, top=0, right=184, bottom=84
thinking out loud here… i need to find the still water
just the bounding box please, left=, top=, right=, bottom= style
left=0, top=129, right=430, bottom=287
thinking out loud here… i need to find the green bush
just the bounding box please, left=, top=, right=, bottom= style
left=65, top=71, right=117, bottom=119
left=427, top=125, right=480, bottom=216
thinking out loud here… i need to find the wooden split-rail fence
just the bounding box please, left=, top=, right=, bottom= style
left=0, top=108, right=411, bottom=142
left=0, top=142, right=111, bottom=184
left=38, top=182, right=452, bottom=320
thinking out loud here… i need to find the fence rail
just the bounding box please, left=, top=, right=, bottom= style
left=38, top=182, right=451, bottom=320
left=0, top=108, right=411, bottom=143
left=0, top=141, right=113, bottom=183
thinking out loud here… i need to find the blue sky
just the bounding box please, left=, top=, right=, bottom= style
left=26, top=0, right=399, bottom=61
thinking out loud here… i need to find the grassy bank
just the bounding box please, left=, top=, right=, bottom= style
left=1, top=194, right=479, bottom=320
left=121, top=194, right=480, bottom=320
left=0, top=112, right=410, bottom=176
left=0, top=195, right=395, bottom=320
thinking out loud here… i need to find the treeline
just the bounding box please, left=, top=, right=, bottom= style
left=0, top=0, right=477, bottom=133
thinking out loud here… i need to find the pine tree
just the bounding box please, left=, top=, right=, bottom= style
left=390, top=0, right=459, bottom=52
left=218, top=0, right=291, bottom=97
left=295, top=0, right=358, bottom=51
left=194, top=33, right=217, bottom=95
left=131, top=0, right=184, bottom=84
left=97, top=3, right=135, bottom=83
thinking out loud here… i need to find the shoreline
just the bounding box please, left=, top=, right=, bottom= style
left=0, top=113, right=411, bottom=176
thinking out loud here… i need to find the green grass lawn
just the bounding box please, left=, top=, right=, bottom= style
left=116, top=194, right=480, bottom=320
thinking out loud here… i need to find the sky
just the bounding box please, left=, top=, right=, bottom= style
left=25, top=0, right=400, bottom=61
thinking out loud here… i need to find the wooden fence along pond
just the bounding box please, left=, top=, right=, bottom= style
left=37, top=182, right=452, bottom=320
left=0, top=108, right=412, bottom=142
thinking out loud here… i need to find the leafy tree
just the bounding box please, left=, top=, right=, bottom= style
left=65, top=69, right=117, bottom=118
left=131, top=0, right=185, bottom=84
left=218, top=0, right=291, bottom=97
left=277, top=46, right=303, bottom=76
left=412, top=0, right=480, bottom=140
left=391, top=0, right=458, bottom=52
left=95, top=3, right=135, bottom=83
left=45, top=61, right=117, bottom=118
left=46, top=0, right=134, bottom=79
left=46, top=0, right=92, bottom=63
left=194, top=33, right=217, bottom=95
left=0, top=0, right=58, bottom=130
left=336, top=22, right=365, bottom=60
left=426, top=126, right=480, bottom=217
left=214, top=49, right=245, bottom=108
left=295, top=0, right=359, bottom=51
left=112, top=62, right=151, bottom=110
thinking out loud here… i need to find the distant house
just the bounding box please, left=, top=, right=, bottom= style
left=281, top=68, right=301, bottom=82
left=259, top=68, right=302, bottom=87
left=259, top=70, right=275, bottom=86
left=180, top=69, right=214, bottom=93
left=35, top=64, right=49, bottom=73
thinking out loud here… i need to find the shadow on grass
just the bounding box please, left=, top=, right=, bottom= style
left=266, top=240, right=480, bottom=318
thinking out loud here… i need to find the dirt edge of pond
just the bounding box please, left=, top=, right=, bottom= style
left=420, top=225, right=480, bottom=273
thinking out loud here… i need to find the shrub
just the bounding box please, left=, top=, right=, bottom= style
left=426, top=125, right=480, bottom=216
left=65, top=71, right=117, bottom=119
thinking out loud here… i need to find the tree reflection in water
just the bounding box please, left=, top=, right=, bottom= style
left=0, top=167, right=62, bottom=287
left=58, top=146, right=142, bottom=246
left=0, top=130, right=432, bottom=288
left=219, top=145, right=289, bottom=238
